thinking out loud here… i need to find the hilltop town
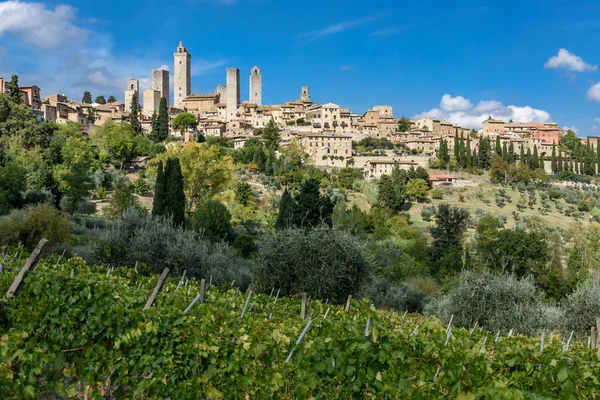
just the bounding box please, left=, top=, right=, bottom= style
left=1, top=41, right=587, bottom=181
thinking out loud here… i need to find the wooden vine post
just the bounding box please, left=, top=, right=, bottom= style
left=143, top=268, right=170, bottom=311
left=5, top=238, right=48, bottom=299
left=592, top=326, right=597, bottom=350
left=199, top=279, right=206, bottom=303
left=597, top=319, right=600, bottom=360
left=345, top=295, right=352, bottom=312
left=301, top=293, right=307, bottom=319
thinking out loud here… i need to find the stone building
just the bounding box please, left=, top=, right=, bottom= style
left=363, top=159, right=418, bottom=180
left=124, top=79, right=139, bottom=112
left=226, top=68, right=240, bottom=122
left=143, top=89, right=161, bottom=117
left=19, top=85, right=42, bottom=110
left=300, top=86, right=310, bottom=101
left=181, top=94, right=218, bottom=118
left=296, top=131, right=352, bottom=168
left=249, top=66, right=262, bottom=106
left=174, top=41, right=191, bottom=109
left=152, top=68, right=170, bottom=103
left=215, top=84, right=227, bottom=103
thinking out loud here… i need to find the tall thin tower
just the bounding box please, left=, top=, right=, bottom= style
left=173, top=41, right=191, bottom=109
left=226, top=68, right=240, bottom=122
left=249, top=66, right=262, bottom=106
left=152, top=69, right=170, bottom=104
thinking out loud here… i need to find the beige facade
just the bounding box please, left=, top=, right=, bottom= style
left=19, top=85, right=41, bottom=110
left=296, top=132, right=352, bottom=168
left=363, top=160, right=418, bottom=180
left=143, top=89, right=161, bottom=117
left=182, top=94, right=218, bottom=117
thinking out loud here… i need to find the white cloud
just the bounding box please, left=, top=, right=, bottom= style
left=0, top=3, right=226, bottom=103
left=339, top=64, right=353, bottom=71
left=0, top=1, right=89, bottom=48
left=587, top=82, right=600, bottom=101
left=297, top=15, right=380, bottom=41
left=440, top=94, right=472, bottom=112
left=544, top=48, right=597, bottom=72
left=562, top=126, right=579, bottom=134
left=156, top=64, right=170, bottom=71
left=414, top=94, right=552, bottom=129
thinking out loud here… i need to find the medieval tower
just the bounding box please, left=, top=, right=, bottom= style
left=300, top=86, right=310, bottom=101
left=174, top=41, right=191, bottom=109
left=124, top=79, right=139, bottom=112
left=152, top=68, right=170, bottom=104
left=226, top=67, right=240, bottom=122
left=249, top=66, right=262, bottom=106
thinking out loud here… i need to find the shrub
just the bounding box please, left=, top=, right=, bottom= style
left=421, top=205, right=436, bottom=222
left=0, top=204, right=70, bottom=250
left=424, top=270, right=546, bottom=335
left=76, top=199, right=97, bottom=215
left=190, top=200, right=232, bottom=242
left=360, top=277, right=428, bottom=313
left=254, top=227, right=371, bottom=304
left=80, top=208, right=251, bottom=286
left=458, top=193, right=465, bottom=202
left=24, top=188, right=55, bottom=206
left=431, top=189, right=443, bottom=199
left=561, top=283, right=600, bottom=338
left=131, top=178, right=149, bottom=195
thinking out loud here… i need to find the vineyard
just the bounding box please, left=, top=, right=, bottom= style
left=1, top=245, right=599, bottom=399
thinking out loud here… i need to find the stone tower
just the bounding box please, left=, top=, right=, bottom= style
left=173, top=41, right=191, bottom=109
left=124, top=79, right=139, bottom=112
left=226, top=68, right=240, bottom=122
left=215, top=84, right=227, bottom=103
left=249, top=66, right=262, bottom=106
left=152, top=69, right=170, bottom=104
left=300, top=86, right=310, bottom=101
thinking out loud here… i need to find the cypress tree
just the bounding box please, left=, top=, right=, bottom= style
left=495, top=136, right=502, bottom=157
left=466, top=136, right=472, bottom=167
left=508, top=142, right=515, bottom=163
left=151, top=111, right=158, bottom=139
left=458, top=133, right=466, bottom=167
left=597, top=141, right=600, bottom=174
left=532, top=145, right=539, bottom=170
left=7, top=75, right=22, bottom=104
left=152, top=161, right=166, bottom=216
left=551, top=143, right=557, bottom=173
left=166, top=158, right=186, bottom=227
left=130, top=93, right=142, bottom=134
left=520, top=144, right=525, bottom=163
left=526, top=148, right=532, bottom=168
left=478, top=137, right=490, bottom=169
left=557, top=150, right=563, bottom=172
left=453, top=132, right=459, bottom=160
left=157, top=97, right=169, bottom=142
left=276, top=189, right=295, bottom=230
left=502, top=142, right=508, bottom=161
left=471, top=148, right=478, bottom=167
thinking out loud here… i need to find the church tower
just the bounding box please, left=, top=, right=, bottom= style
left=173, top=41, right=191, bottom=109
left=249, top=66, right=262, bottom=106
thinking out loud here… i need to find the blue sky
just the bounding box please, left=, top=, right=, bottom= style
left=0, top=0, right=599, bottom=132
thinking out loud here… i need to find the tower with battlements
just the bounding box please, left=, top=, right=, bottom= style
left=226, top=68, right=240, bottom=121
left=152, top=69, right=170, bottom=104
left=249, top=66, right=262, bottom=106
left=174, top=41, right=191, bottom=109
